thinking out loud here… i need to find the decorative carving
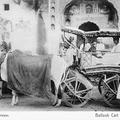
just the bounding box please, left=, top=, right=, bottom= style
left=51, top=7, right=55, bottom=13
left=51, top=24, right=55, bottom=30
left=65, top=18, right=71, bottom=26
left=99, top=3, right=110, bottom=14
left=86, top=4, right=93, bottom=14
left=51, top=15, right=55, bottom=23
left=69, top=5, right=79, bottom=15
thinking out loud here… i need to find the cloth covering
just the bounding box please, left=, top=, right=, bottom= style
left=7, top=50, right=52, bottom=98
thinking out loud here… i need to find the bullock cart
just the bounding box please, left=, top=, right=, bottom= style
left=61, top=27, right=120, bottom=107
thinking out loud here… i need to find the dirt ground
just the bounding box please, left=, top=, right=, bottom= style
left=0, top=90, right=120, bottom=111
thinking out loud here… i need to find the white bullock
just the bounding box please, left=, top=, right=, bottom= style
left=0, top=41, right=68, bottom=106
left=0, top=0, right=68, bottom=107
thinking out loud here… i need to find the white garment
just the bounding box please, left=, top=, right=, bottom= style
left=96, top=43, right=105, bottom=51
left=96, top=43, right=105, bottom=57
left=80, top=43, right=91, bottom=52
left=65, top=48, right=76, bottom=66
left=51, top=55, right=67, bottom=89
left=91, top=52, right=120, bottom=66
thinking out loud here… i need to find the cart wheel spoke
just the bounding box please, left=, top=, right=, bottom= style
left=76, top=89, right=91, bottom=96
left=61, top=69, right=90, bottom=107
left=76, top=81, right=82, bottom=92
left=106, top=94, right=115, bottom=102
left=112, top=79, right=118, bottom=94
left=65, top=77, right=76, bottom=84
left=99, top=74, right=120, bottom=107
left=64, top=82, right=75, bottom=93
left=75, top=79, right=78, bottom=93
left=103, top=80, right=116, bottom=95
left=78, top=97, right=83, bottom=103
left=72, top=96, right=77, bottom=104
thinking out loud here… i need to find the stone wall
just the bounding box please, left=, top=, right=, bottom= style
left=0, top=0, right=120, bottom=55
left=0, top=0, right=49, bottom=55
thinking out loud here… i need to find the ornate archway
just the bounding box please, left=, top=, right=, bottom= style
left=63, top=0, right=119, bottom=29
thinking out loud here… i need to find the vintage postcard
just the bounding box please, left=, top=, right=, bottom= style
left=0, top=0, right=120, bottom=120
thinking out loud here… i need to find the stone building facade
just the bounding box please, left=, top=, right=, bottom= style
left=49, top=0, right=120, bottom=31
left=0, top=0, right=120, bottom=54
left=48, top=0, right=120, bottom=49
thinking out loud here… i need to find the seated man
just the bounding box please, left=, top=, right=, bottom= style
left=91, top=37, right=120, bottom=66
left=100, top=37, right=120, bottom=65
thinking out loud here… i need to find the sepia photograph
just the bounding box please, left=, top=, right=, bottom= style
left=0, top=0, right=120, bottom=119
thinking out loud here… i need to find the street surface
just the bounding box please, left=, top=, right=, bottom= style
left=0, top=87, right=120, bottom=111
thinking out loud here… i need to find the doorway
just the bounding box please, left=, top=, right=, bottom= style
left=79, top=21, right=99, bottom=32
left=77, top=21, right=100, bottom=47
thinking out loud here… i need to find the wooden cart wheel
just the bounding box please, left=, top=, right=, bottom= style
left=61, top=68, right=93, bottom=107
left=99, top=74, right=120, bottom=107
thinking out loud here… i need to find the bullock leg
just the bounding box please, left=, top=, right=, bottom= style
left=54, top=85, right=62, bottom=107
left=0, top=81, right=3, bottom=98
left=11, top=90, right=18, bottom=106
left=11, top=90, right=16, bottom=106
left=51, top=95, right=58, bottom=106
left=15, top=95, right=19, bottom=105
left=49, top=80, right=58, bottom=106
left=50, top=82, right=60, bottom=106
